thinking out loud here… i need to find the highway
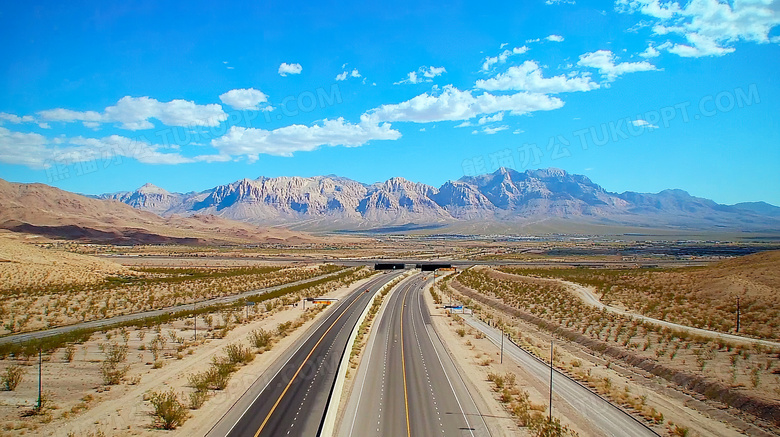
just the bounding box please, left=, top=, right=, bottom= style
left=207, top=271, right=402, bottom=437
left=0, top=268, right=349, bottom=346
left=340, top=273, right=490, bottom=437
left=462, top=315, right=658, bottom=437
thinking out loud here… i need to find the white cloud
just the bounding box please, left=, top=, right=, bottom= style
left=0, top=128, right=216, bottom=169
left=616, top=0, right=780, bottom=57
left=577, top=50, right=657, bottom=81
left=219, top=88, right=270, bottom=110
left=38, top=97, right=227, bottom=130
left=0, top=127, right=50, bottom=168
left=639, top=44, right=661, bottom=57
left=478, top=112, right=504, bottom=125
left=481, top=125, right=509, bottom=134
left=278, top=62, right=303, bottom=76
left=422, top=66, right=446, bottom=78
left=500, top=42, right=509, bottom=48
left=454, top=121, right=472, bottom=128
left=546, top=34, right=565, bottom=42
left=546, top=0, right=576, bottom=4
left=481, top=46, right=529, bottom=71
left=336, top=68, right=362, bottom=81
left=67, top=135, right=195, bottom=165
left=211, top=117, right=401, bottom=159
left=476, top=60, right=601, bottom=93
left=0, top=112, right=35, bottom=124
left=37, top=108, right=103, bottom=127
left=632, top=119, right=659, bottom=129
left=395, top=71, right=420, bottom=85
left=365, top=85, right=564, bottom=124
left=395, top=66, right=447, bottom=84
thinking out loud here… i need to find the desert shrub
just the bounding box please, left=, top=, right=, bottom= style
left=671, top=424, right=689, bottom=437
left=148, top=389, right=188, bottom=430
left=532, top=417, right=574, bottom=437
left=99, top=342, right=129, bottom=385
left=63, top=344, right=76, bottom=362
left=248, top=328, right=272, bottom=349
left=224, top=343, right=254, bottom=365
left=188, top=390, right=208, bottom=410
left=1, top=365, right=26, bottom=391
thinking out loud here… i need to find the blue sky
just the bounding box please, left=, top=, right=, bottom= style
left=1, top=0, right=778, bottom=205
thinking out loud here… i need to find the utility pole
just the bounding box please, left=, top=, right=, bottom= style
left=736, top=296, right=741, bottom=333
left=37, top=346, right=42, bottom=411
left=549, top=340, right=553, bottom=422
left=500, top=326, right=504, bottom=364
left=193, top=304, right=197, bottom=341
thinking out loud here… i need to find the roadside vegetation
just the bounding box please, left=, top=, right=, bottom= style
left=453, top=268, right=780, bottom=429
left=486, top=371, right=578, bottom=437
left=0, top=266, right=376, bottom=433
left=0, top=264, right=343, bottom=335
left=499, top=250, right=780, bottom=340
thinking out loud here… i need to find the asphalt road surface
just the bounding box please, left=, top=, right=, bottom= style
left=341, top=274, right=490, bottom=437
left=462, top=315, right=659, bottom=437
left=208, top=271, right=402, bottom=437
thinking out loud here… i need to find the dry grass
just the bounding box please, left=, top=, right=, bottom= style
left=499, top=250, right=780, bottom=340
left=0, top=260, right=343, bottom=334
left=455, top=268, right=780, bottom=408
left=0, top=266, right=375, bottom=434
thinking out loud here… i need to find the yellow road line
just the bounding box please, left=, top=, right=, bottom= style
left=253, top=289, right=365, bottom=437
left=400, top=283, right=412, bottom=437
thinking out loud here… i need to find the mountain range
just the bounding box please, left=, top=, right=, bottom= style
left=98, top=168, right=780, bottom=233
left=0, top=178, right=317, bottom=245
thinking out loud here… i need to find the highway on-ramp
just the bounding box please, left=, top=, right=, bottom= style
left=207, top=271, right=402, bottom=437
left=341, top=273, right=490, bottom=437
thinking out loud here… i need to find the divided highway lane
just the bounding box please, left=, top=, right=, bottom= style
left=208, top=272, right=403, bottom=437
left=341, top=274, right=490, bottom=437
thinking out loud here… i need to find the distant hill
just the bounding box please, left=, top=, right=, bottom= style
left=0, top=178, right=317, bottom=245
left=732, top=201, right=780, bottom=218
left=96, top=168, right=780, bottom=233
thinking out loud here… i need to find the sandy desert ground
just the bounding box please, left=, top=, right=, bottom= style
left=0, top=268, right=376, bottom=436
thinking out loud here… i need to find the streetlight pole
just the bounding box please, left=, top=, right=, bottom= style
left=37, top=346, right=42, bottom=411
left=549, top=340, right=553, bottom=422
left=500, top=326, right=504, bottom=364
left=736, top=296, right=741, bottom=333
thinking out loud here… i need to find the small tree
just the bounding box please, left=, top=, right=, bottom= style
left=149, top=389, right=188, bottom=430
left=99, top=343, right=129, bottom=385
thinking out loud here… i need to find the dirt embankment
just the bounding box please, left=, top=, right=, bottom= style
left=450, top=278, right=780, bottom=428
